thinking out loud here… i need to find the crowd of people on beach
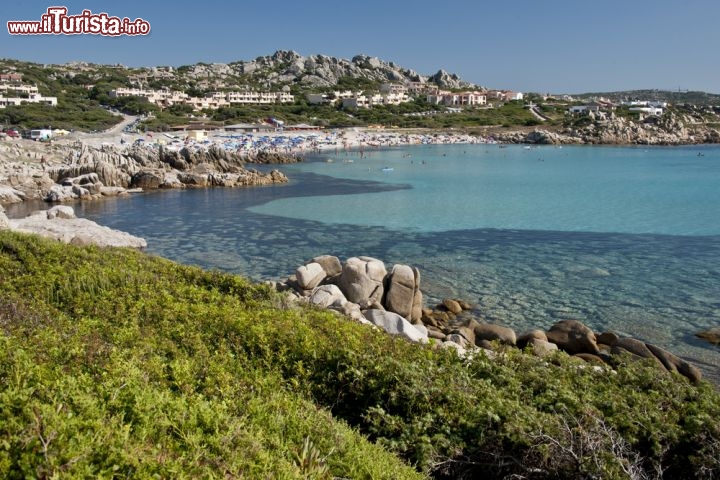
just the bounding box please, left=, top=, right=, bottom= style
left=120, top=128, right=498, bottom=158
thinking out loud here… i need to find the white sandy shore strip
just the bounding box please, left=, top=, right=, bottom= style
left=66, top=125, right=497, bottom=157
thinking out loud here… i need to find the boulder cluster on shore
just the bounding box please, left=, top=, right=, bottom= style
left=273, top=255, right=704, bottom=383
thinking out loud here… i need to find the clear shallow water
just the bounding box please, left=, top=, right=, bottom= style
left=18, top=143, right=719, bottom=381
left=251, top=144, right=720, bottom=235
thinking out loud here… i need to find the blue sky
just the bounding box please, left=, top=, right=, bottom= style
left=2, top=0, right=719, bottom=94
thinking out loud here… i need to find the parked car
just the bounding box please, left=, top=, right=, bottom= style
left=3, top=128, right=20, bottom=138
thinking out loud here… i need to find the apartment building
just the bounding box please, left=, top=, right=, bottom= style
left=426, top=91, right=487, bottom=106
left=0, top=93, right=58, bottom=108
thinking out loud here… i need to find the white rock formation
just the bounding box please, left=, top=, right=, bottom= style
left=8, top=207, right=147, bottom=249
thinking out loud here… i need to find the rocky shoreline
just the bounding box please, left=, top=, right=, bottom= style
left=273, top=255, right=706, bottom=384
left=0, top=140, right=290, bottom=204
left=3, top=115, right=720, bottom=206
left=495, top=112, right=720, bottom=145
left=1, top=129, right=717, bottom=384
left=2, top=194, right=715, bottom=384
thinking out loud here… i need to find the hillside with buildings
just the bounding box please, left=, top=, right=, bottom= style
left=1, top=52, right=720, bottom=144
left=0, top=52, right=527, bottom=132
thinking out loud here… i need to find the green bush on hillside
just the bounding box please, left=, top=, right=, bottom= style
left=0, top=231, right=718, bottom=479
left=0, top=101, right=120, bottom=131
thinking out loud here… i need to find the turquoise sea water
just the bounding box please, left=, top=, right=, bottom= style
left=252, top=144, right=720, bottom=235
left=22, top=143, right=718, bottom=381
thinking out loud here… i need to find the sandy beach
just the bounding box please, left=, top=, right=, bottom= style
left=72, top=115, right=496, bottom=155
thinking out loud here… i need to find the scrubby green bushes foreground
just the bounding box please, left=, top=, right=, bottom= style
left=0, top=231, right=718, bottom=479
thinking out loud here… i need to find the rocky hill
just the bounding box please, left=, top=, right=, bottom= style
left=0, top=52, right=480, bottom=131
left=1, top=51, right=477, bottom=101
left=179, top=50, right=476, bottom=90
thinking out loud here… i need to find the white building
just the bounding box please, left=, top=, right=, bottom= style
left=109, top=87, right=293, bottom=110
left=342, top=92, right=411, bottom=109
left=383, top=92, right=410, bottom=105
left=505, top=91, right=524, bottom=101
left=0, top=84, right=39, bottom=95
left=426, top=91, right=487, bottom=106
left=380, top=83, right=408, bottom=95
left=225, top=91, right=294, bottom=105
left=486, top=90, right=524, bottom=102
left=406, top=82, right=439, bottom=95
left=307, top=90, right=361, bottom=105
left=629, top=106, right=664, bottom=116
left=568, top=105, right=600, bottom=114
left=0, top=93, right=57, bottom=108
left=109, top=87, right=152, bottom=98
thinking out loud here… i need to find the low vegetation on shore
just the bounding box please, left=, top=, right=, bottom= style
left=1, top=231, right=719, bottom=479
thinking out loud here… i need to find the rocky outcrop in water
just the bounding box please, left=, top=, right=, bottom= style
left=274, top=256, right=703, bottom=383
left=0, top=142, right=289, bottom=204
left=246, top=151, right=303, bottom=164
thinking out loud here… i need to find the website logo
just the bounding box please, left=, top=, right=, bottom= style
left=7, top=7, right=151, bottom=36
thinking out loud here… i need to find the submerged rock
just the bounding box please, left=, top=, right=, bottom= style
left=696, top=327, right=720, bottom=346
left=442, top=298, right=463, bottom=315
